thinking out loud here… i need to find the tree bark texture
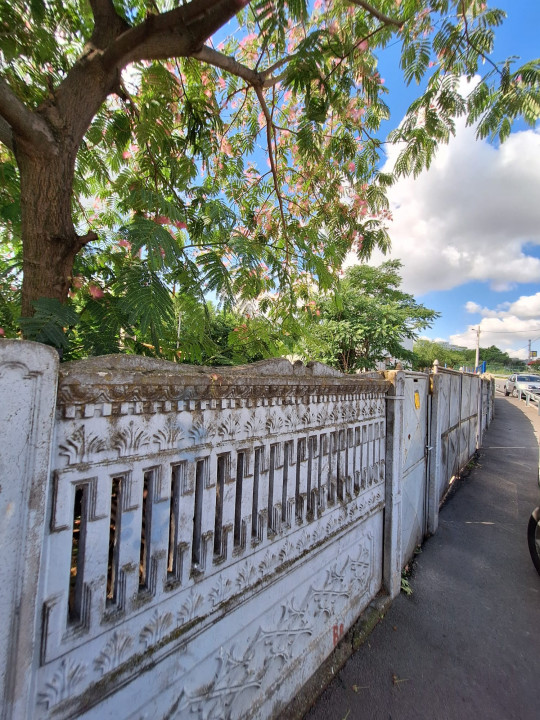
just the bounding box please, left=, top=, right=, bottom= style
left=16, top=143, right=82, bottom=317
left=14, top=52, right=121, bottom=316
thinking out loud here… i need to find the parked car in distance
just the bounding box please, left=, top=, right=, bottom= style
left=504, top=374, right=540, bottom=398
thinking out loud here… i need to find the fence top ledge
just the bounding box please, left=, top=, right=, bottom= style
left=57, top=354, right=391, bottom=405
left=0, top=337, right=60, bottom=366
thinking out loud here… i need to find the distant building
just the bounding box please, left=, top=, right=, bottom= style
left=438, top=341, right=467, bottom=352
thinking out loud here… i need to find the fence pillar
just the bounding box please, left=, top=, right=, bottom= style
left=427, top=372, right=442, bottom=535
left=383, top=368, right=405, bottom=598
left=0, top=340, right=59, bottom=720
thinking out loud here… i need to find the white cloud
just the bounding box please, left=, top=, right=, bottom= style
left=450, top=306, right=540, bottom=360
left=464, top=300, right=512, bottom=319
left=341, top=78, right=540, bottom=355
left=453, top=290, right=540, bottom=357
left=366, top=120, right=540, bottom=296
left=465, top=301, right=483, bottom=314
left=506, top=292, right=540, bottom=319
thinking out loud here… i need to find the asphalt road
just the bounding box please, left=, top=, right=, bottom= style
left=303, top=396, right=540, bottom=720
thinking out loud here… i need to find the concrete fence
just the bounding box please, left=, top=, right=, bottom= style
left=0, top=341, right=493, bottom=720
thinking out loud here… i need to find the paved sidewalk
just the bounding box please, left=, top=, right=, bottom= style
left=304, top=397, right=540, bottom=720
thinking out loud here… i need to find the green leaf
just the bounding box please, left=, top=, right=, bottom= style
left=19, top=298, right=79, bottom=349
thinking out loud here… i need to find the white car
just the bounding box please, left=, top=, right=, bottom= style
left=504, top=374, right=540, bottom=399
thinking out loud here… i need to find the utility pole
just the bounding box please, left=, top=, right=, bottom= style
left=475, top=326, right=480, bottom=371
left=528, top=339, right=532, bottom=362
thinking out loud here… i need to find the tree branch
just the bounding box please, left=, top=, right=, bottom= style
left=88, top=0, right=130, bottom=48
left=193, top=45, right=263, bottom=85
left=0, top=78, right=57, bottom=152
left=102, top=0, right=252, bottom=69
left=75, top=230, right=99, bottom=253
left=348, top=0, right=404, bottom=28
left=460, top=7, right=502, bottom=78
left=0, top=114, right=13, bottom=151
left=194, top=45, right=292, bottom=88
left=254, top=86, right=289, bottom=251
left=263, top=56, right=293, bottom=78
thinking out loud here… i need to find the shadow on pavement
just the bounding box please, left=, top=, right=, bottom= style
left=303, top=397, right=540, bottom=720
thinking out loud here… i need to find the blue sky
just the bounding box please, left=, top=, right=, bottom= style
left=367, top=0, right=540, bottom=359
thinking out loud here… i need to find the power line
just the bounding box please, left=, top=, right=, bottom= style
left=513, top=335, right=540, bottom=355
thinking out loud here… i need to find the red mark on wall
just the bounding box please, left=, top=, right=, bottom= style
left=332, top=623, right=344, bottom=646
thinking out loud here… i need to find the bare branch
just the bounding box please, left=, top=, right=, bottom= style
left=254, top=86, right=289, bottom=248
left=0, top=115, right=13, bottom=151
left=88, top=0, right=123, bottom=22
left=102, top=0, right=252, bottom=69
left=88, top=0, right=130, bottom=48
left=460, top=8, right=502, bottom=77
left=348, top=0, right=404, bottom=28
left=263, top=56, right=293, bottom=78
left=0, top=78, right=56, bottom=152
left=194, top=45, right=291, bottom=88
left=75, top=230, right=99, bottom=253
left=193, top=46, right=263, bottom=85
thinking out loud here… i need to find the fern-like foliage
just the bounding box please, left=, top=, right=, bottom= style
left=19, top=298, right=79, bottom=350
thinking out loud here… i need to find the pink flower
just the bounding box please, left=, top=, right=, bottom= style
left=118, top=238, right=131, bottom=250
left=239, top=32, right=257, bottom=49
left=88, top=284, right=104, bottom=299
left=122, top=150, right=131, bottom=159
left=0, top=327, right=4, bottom=336
left=174, top=221, right=187, bottom=230
left=348, top=162, right=356, bottom=172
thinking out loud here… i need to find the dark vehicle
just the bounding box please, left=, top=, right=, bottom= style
left=529, top=509, right=540, bottom=575
left=529, top=488, right=540, bottom=575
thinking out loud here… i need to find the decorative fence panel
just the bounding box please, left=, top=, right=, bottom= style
left=0, top=342, right=494, bottom=720
left=2, top=346, right=394, bottom=720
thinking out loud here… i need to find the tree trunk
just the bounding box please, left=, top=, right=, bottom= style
left=13, top=51, right=114, bottom=319
left=16, top=142, right=84, bottom=317
left=6, top=0, right=249, bottom=320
